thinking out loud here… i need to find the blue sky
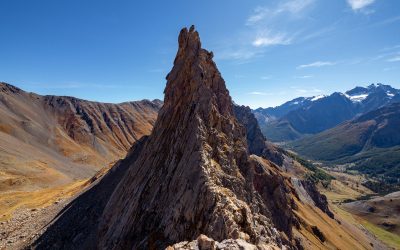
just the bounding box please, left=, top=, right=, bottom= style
left=1, top=0, right=399, bottom=109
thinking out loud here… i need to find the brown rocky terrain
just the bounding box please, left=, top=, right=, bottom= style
left=233, top=104, right=284, bottom=167
left=342, top=191, right=400, bottom=236
left=94, top=26, right=380, bottom=250
left=0, top=82, right=162, bottom=192
left=2, top=25, right=390, bottom=250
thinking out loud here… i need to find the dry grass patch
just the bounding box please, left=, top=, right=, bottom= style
left=0, top=179, right=88, bottom=222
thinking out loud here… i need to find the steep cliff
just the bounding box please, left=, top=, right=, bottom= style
left=234, top=104, right=284, bottom=166
left=96, top=26, right=300, bottom=250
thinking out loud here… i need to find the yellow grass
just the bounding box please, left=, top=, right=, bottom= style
left=354, top=215, right=400, bottom=249
left=0, top=179, right=88, bottom=222
left=319, top=179, right=374, bottom=203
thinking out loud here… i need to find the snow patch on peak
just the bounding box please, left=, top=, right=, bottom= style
left=311, top=95, right=326, bottom=101
left=349, top=94, right=368, bottom=102
left=367, top=83, right=380, bottom=89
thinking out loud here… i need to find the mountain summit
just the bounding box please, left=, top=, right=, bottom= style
left=96, top=25, right=299, bottom=249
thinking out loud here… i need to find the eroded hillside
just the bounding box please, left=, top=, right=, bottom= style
left=0, top=82, right=162, bottom=192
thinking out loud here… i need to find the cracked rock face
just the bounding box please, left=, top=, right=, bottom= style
left=233, top=104, right=284, bottom=166
left=96, top=26, right=299, bottom=250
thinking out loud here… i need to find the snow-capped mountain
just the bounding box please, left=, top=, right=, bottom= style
left=254, top=83, right=400, bottom=142
left=252, top=95, right=327, bottom=125
left=253, top=83, right=400, bottom=126
left=344, top=83, right=400, bottom=103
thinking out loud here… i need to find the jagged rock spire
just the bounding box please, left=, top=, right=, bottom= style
left=96, top=26, right=296, bottom=250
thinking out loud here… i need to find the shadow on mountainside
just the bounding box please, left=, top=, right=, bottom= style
left=24, top=136, right=148, bottom=250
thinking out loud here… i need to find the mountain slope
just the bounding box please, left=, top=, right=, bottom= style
left=252, top=96, right=322, bottom=124
left=261, top=84, right=400, bottom=142
left=18, top=25, right=387, bottom=250
left=0, top=82, right=162, bottom=192
left=287, top=102, right=400, bottom=185
left=233, top=104, right=284, bottom=166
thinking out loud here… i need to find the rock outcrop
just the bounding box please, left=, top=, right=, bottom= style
left=96, top=26, right=300, bottom=250
left=169, top=234, right=282, bottom=250
left=297, top=180, right=334, bottom=219
left=234, top=104, right=284, bottom=166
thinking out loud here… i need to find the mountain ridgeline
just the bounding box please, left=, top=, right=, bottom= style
left=287, top=102, right=400, bottom=186
left=0, top=82, right=162, bottom=192
left=256, top=84, right=400, bottom=142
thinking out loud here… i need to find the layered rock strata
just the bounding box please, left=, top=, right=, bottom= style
left=0, top=81, right=161, bottom=191
left=96, top=26, right=301, bottom=249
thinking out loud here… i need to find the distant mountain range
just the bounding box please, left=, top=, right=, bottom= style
left=256, top=83, right=400, bottom=142
left=286, top=102, right=400, bottom=186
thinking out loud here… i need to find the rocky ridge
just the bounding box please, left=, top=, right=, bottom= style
left=0, top=81, right=162, bottom=192
left=233, top=101, right=334, bottom=221
left=96, top=26, right=302, bottom=249
left=234, top=104, right=284, bottom=167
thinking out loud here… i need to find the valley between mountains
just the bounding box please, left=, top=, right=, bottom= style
left=0, top=26, right=399, bottom=250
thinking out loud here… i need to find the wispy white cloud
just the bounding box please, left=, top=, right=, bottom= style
left=294, top=75, right=313, bottom=79
left=373, top=16, right=400, bottom=26
left=383, top=67, right=397, bottom=71
left=368, top=51, right=400, bottom=62
left=261, top=76, right=271, bottom=79
left=296, top=89, right=308, bottom=93
left=227, top=0, right=317, bottom=61
left=347, top=0, right=375, bottom=11
left=246, top=0, right=316, bottom=25
left=247, top=92, right=272, bottom=96
left=345, top=59, right=362, bottom=65
left=246, top=7, right=270, bottom=25
left=235, top=74, right=244, bottom=78
left=297, top=61, right=335, bottom=69
left=313, top=89, right=323, bottom=92
left=216, top=46, right=264, bottom=61
left=252, top=31, right=294, bottom=47
left=381, top=45, right=400, bottom=51
left=283, top=0, right=316, bottom=13
left=299, top=26, right=337, bottom=41
left=387, top=56, right=400, bottom=62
